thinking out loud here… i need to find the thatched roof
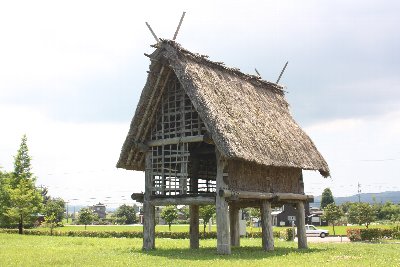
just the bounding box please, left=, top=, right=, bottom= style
left=117, top=40, right=330, bottom=177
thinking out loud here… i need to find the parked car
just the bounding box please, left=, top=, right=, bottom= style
left=305, top=224, right=329, bottom=238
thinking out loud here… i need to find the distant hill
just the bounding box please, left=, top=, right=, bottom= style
left=67, top=205, right=117, bottom=214
left=312, top=191, right=400, bottom=207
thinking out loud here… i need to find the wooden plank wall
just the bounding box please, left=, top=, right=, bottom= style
left=227, top=159, right=302, bottom=193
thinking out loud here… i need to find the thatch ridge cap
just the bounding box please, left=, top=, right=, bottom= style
left=155, top=39, right=284, bottom=93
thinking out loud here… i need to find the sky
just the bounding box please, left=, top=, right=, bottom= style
left=1, top=0, right=399, bottom=208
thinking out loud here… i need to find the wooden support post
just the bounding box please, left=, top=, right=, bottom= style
left=261, top=200, right=274, bottom=251
left=189, top=155, right=199, bottom=249
left=296, top=201, right=308, bottom=249
left=143, top=152, right=155, bottom=250
left=189, top=205, right=199, bottom=249
left=229, top=205, right=240, bottom=247
left=190, top=157, right=199, bottom=193
left=143, top=201, right=155, bottom=250
left=216, top=151, right=231, bottom=254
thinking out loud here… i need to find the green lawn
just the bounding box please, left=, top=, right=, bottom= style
left=0, top=233, right=399, bottom=267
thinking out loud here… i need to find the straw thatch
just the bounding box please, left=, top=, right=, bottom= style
left=117, top=40, right=329, bottom=177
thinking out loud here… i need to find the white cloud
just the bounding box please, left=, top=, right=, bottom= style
left=0, top=1, right=148, bottom=96
left=5, top=0, right=393, bottom=95
left=0, top=104, right=144, bottom=206
left=303, top=110, right=400, bottom=197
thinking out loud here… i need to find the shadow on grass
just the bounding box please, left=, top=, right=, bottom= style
left=127, top=246, right=328, bottom=261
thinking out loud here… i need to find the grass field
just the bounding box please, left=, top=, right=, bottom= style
left=1, top=233, right=399, bottom=267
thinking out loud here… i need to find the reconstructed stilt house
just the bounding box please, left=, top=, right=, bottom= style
left=117, top=40, right=329, bottom=254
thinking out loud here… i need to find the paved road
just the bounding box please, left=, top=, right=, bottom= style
left=295, top=236, right=350, bottom=243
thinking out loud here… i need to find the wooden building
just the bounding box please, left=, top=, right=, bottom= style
left=275, top=204, right=311, bottom=226
left=117, top=40, right=329, bottom=254
left=91, top=202, right=106, bottom=219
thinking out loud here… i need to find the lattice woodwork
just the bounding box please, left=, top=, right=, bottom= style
left=149, top=75, right=216, bottom=196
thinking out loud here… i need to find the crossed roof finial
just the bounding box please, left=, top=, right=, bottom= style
left=145, top=11, right=186, bottom=44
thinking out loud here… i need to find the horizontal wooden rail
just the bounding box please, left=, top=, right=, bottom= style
left=150, top=196, right=215, bottom=205
left=131, top=193, right=144, bottom=202
left=147, top=135, right=205, bottom=147
left=219, top=189, right=313, bottom=202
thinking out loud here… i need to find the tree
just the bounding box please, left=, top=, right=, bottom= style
left=12, top=135, right=33, bottom=187
left=0, top=170, right=12, bottom=227
left=322, top=203, right=343, bottom=235
left=348, top=202, right=376, bottom=228
left=78, top=207, right=97, bottom=230
left=0, top=170, right=10, bottom=227
left=4, top=178, right=43, bottom=233
left=199, top=205, right=215, bottom=234
left=179, top=206, right=190, bottom=221
left=43, top=198, right=65, bottom=225
left=113, top=204, right=137, bottom=225
left=340, top=201, right=353, bottom=214
left=160, top=205, right=178, bottom=231
left=247, top=207, right=261, bottom=227
left=248, top=207, right=260, bottom=219
left=377, top=201, right=400, bottom=222
left=2, top=135, right=43, bottom=233
left=43, top=213, right=58, bottom=235
left=320, top=188, right=335, bottom=209
left=39, top=186, right=51, bottom=204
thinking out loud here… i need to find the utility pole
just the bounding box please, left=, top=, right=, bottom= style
left=357, top=182, right=361, bottom=203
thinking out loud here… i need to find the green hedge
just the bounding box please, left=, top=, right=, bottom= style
left=279, top=228, right=294, bottom=241
left=0, top=228, right=289, bottom=240
left=346, top=228, right=361, bottom=242
left=347, top=227, right=400, bottom=241
left=246, top=231, right=281, bottom=239
left=0, top=229, right=219, bottom=239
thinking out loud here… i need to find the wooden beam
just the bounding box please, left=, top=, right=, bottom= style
left=275, top=193, right=313, bottom=202
left=203, top=132, right=214, bottom=145
left=143, top=151, right=155, bottom=250
left=129, top=66, right=169, bottom=165
left=229, top=205, right=240, bottom=247
left=261, top=200, right=274, bottom=251
left=134, top=65, right=165, bottom=140
left=146, top=135, right=205, bottom=147
left=149, top=196, right=215, bottom=206
left=131, top=67, right=171, bottom=166
left=138, top=69, right=171, bottom=144
left=173, top=11, right=186, bottom=41
left=190, top=157, right=199, bottom=193
left=296, top=201, right=308, bottom=249
left=145, top=22, right=159, bottom=43
left=219, top=190, right=313, bottom=202
left=219, top=190, right=272, bottom=199
left=131, top=193, right=144, bottom=203
left=216, top=150, right=231, bottom=254
left=127, top=141, right=149, bottom=153
left=189, top=205, right=199, bottom=249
